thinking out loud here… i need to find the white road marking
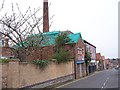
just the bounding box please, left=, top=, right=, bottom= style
left=101, top=76, right=110, bottom=89
left=101, top=86, right=103, bottom=88
left=103, top=82, right=106, bottom=86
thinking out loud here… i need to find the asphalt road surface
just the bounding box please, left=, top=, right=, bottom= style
left=56, top=68, right=119, bottom=89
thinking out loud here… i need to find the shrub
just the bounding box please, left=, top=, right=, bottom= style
left=32, top=60, right=50, bottom=69
left=55, top=32, right=71, bottom=48
left=85, top=51, right=91, bottom=66
left=0, top=59, right=9, bottom=63
left=53, top=48, right=71, bottom=64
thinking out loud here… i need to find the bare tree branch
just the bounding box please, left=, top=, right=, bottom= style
left=0, top=0, right=5, bottom=11
left=0, top=31, right=17, bottom=44
left=0, top=2, right=54, bottom=61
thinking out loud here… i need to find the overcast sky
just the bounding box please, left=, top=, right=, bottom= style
left=0, top=0, right=119, bottom=59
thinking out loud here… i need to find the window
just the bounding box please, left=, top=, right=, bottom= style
left=0, top=40, right=4, bottom=47
left=2, top=40, right=4, bottom=46
left=77, top=47, right=82, bottom=54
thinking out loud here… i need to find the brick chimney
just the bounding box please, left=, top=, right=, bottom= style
left=43, top=0, right=49, bottom=33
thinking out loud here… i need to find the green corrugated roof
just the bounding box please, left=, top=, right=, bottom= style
left=41, top=31, right=83, bottom=46
left=43, top=31, right=60, bottom=35
left=15, top=31, right=83, bottom=48
left=68, top=33, right=82, bottom=43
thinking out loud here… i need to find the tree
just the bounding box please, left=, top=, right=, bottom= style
left=84, top=50, right=91, bottom=75
left=53, top=48, right=71, bottom=64
left=0, top=3, right=54, bottom=61
left=85, top=51, right=91, bottom=65
left=55, top=32, right=71, bottom=51
left=54, top=32, right=71, bottom=63
left=0, top=0, right=5, bottom=11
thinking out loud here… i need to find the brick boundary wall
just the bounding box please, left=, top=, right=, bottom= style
left=1, top=59, right=74, bottom=88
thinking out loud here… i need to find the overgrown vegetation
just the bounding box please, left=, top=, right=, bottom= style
left=55, top=32, right=71, bottom=49
left=53, top=48, right=71, bottom=64
left=32, top=60, right=50, bottom=69
left=85, top=51, right=91, bottom=66
left=54, top=32, right=72, bottom=64
left=84, top=50, right=91, bottom=75
left=84, top=50, right=91, bottom=66
left=0, top=59, right=9, bottom=63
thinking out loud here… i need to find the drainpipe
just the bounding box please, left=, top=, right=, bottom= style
left=73, top=44, right=76, bottom=79
left=95, top=47, right=97, bottom=71
left=85, top=44, right=88, bottom=75
left=74, top=57, right=76, bottom=79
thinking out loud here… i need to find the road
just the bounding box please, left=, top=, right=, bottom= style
left=56, top=68, right=119, bottom=89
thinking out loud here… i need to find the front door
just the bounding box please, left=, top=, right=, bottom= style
left=79, top=64, right=82, bottom=77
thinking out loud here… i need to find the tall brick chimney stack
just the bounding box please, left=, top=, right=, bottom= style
left=43, top=0, right=49, bottom=33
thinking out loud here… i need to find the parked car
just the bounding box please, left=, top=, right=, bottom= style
left=115, top=65, right=119, bottom=70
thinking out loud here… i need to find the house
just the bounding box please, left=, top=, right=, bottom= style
left=105, top=58, right=109, bottom=69
left=96, top=53, right=101, bottom=70
left=96, top=53, right=104, bottom=70
left=0, top=34, right=14, bottom=58
left=19, top=30, right=86, bottom=78
left=84, top=40, right=96, bottom=74
left=101, top=56, right=106, bottom=69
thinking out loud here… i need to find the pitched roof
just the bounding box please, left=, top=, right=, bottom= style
left=15, top=31, right=83, bottom=47
left=83, top=40, right=96, bottom=48
left=68, top=32, right=83, bottom=43
left=41, top=31, right=83, bottom=46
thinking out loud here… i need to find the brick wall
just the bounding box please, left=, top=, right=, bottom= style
left=25, top=45, right=75, bottom=61
left=25, top=46, right=55, bottom=61
left=96, top=53, right=101, bottom=61
left=76, top=39, right=86, bottom=78
left=75, top=39, right=85, bottom=60
left=2, top=47, right=14, bottom=57
left=1, top=38, right=84, bottom=62
left=1, top=45, right=74, bottom=61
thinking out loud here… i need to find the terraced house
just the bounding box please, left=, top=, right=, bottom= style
left=84, top=40, right=96, bottom=74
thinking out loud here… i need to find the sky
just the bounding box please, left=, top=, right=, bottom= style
left=0, top=0, right=119, bottom=59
